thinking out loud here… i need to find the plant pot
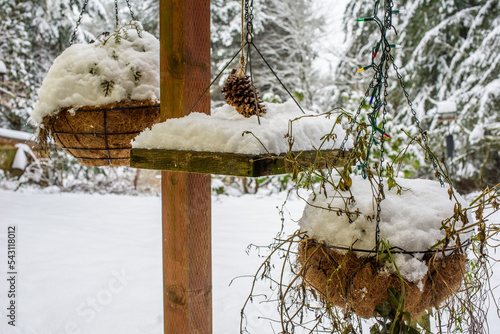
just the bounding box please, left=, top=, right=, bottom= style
left=298, top=240, right=466, bottom=319
left=42, top=99, right=160, bottom=167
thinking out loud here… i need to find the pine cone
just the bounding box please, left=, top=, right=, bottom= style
left=222, top=69, right=266, bottom=118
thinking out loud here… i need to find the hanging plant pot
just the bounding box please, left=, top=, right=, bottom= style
left=43, top=100, right=159, bottom=167
left=298, top=241, right=466, bottom=319
left=297, top=176, right=471, bottom=319
left=32, top=23, right=160, bottom=167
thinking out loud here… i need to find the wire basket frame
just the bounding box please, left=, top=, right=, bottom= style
left=46, top=100, right=160, bottom=167
left=301, top=236, right=471, bottom=257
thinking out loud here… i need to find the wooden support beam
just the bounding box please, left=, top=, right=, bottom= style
left=131, top=149, right=350, bottom=177
left=160, top=0, right=211, bottom=333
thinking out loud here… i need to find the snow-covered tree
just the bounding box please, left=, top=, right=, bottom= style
left=0, top=0, right=112, bottom=131
left=210, top=0, right=324, bottom=110
left=336, top=0, right=500, bottom=190
left=398, top=0, right=500, bottom=190
left=254, top=0, right=324, bottom=108
left=0, top=0, right=53, bottom=131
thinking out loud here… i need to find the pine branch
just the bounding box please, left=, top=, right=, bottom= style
left=100, top=80, right=115, bottom=97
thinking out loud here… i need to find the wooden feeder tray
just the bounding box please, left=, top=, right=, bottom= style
left=44, top=100, right=160, bottom=167
left=130, top=148, right=349, bottom=177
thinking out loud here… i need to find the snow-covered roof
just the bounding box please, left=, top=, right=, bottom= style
left=436, top=100, right=457, bottom=113
left=0, top=128, right=34, bottom=142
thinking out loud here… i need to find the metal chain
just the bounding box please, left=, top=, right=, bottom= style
left=69, top=0, right=90, bottom=45
left=125, top=0, right=141, bottom=37
left=244, top=0, right=254, bottom=43
left=338, top=0, right=381, bottom=155
left=349, top=0, right=445, bottom=249
left=125, top=0, right=138, bottom=22
left=390, top=55, right=444, bottom=186
left=114, top=0, right=119, bottom=28
left=375, top=46, right=391, bottom=247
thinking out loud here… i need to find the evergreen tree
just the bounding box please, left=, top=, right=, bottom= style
left=336, top=0, right=500, bottom=190
left=210, top=0, right=323, bottom=110
left=255, top=0, right=323, bottom=108
left=0, top=0, right=109, bottom=131
left=0, top=0, right=39, bottom=131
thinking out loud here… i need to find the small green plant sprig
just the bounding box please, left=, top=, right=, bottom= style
left=99, top=21, right=142, bottom=46
left=87, top=21, right=144, bottom=97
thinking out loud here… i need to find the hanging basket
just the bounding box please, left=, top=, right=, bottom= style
left=298, top=240, right=466, bottom=319
left=31, top=23, right=160, bottom=167
left=42, top=100, right=160, bottom=167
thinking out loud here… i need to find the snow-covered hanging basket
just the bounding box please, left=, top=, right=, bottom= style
left=31, top=23, right=160, bottom=167
left=297, top=176, right=470, bottom=319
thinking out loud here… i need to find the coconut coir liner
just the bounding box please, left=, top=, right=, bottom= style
left=298, top=241, right=466, bottom=319
left=40, top=100, right=160, bottom=167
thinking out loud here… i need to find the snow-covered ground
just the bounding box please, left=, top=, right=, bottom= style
left=0, top=188, right=302, bottom=334
left=0, top=187, right=499, bottom=334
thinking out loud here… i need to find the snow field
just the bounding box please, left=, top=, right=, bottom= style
left=0, top=189, right=302, bottom=334
left=0, top=186, right=498, bottom=333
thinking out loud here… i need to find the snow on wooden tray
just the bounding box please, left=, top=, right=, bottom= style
left=131, top=101, right=351, bottom=176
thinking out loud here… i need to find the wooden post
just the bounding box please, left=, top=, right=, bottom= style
left=159, top=1, right=212, bottom=333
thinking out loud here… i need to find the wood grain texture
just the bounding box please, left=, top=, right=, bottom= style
left=159, top=0, right=212, bottom=333
left=131, top=149, right=350, bottom=177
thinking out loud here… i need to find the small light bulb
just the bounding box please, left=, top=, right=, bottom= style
left=389, top=44, right=402, bottom=49
left=356, top=17, right=375, bottom=22
left=392, top=9, right=407, bottom=15
left=357, top=65, right=372, bottom=73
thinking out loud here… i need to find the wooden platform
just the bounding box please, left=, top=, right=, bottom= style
left=0, top=146, right=17, bottom=170
left=130, top=148, right=349, bottom=177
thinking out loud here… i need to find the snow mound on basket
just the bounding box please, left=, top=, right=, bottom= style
left=299, top=176, right=471, bottom=283
left=132, top=100, right=350, bottom=155
left=31, top=24, right=159, bottom=125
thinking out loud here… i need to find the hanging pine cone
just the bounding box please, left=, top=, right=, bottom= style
left=222, top=69, right=266, bottom=118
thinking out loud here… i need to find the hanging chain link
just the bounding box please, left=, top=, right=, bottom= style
left=238, top=0, right=254, bottom=72
left=244, top=0, right=254, bottom=43
left=391, top=56, right=444, bottom=186
left=374, top=0, right=392, bottom=250
left=69, top=0, right=90, bottom=45
left=114, top=0, right=119, bottom=28
left=125, top=0, right=138, bottom=22
left=375, top=48, right=391, bottom=247
left=69, top=0, right=142, bottom=46
left=355, top=0, right=444, bottom=247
